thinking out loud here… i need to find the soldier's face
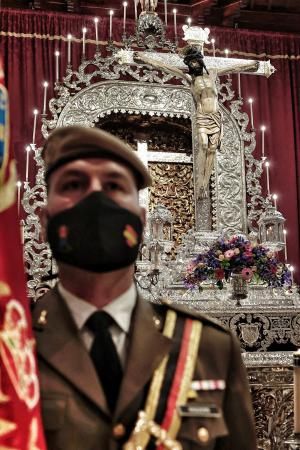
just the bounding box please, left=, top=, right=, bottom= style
left=45, top=157, right=145, bottom=224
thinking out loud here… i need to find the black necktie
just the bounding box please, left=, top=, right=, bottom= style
left=86, top=311, right=123, bottom=412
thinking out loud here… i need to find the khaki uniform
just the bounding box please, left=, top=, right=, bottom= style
left=32, top=287, right=257, bottom=450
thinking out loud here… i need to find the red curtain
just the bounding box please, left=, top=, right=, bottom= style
left=0, top=8, right=299, bottom=280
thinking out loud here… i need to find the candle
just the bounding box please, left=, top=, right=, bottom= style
left=238, top=73, right=241, bottom=98
left=248, top=98, right=254, bottom=129
left=283, top=229, right=287, bottom=262
left=164, top=0, right=167, bottom=26
left=32, top=109, right=38, bottom=145
left=265, top=161, right=270, bottom=197
left=42, top=81, right=48, bottom=115
left=273, top=193, right=278, bottom=210
left=290, top=266, right=295, bottom=285
left=94, top=18, right=99, bottom=45
left=187, top=17, right=192, bottom=27
left=134, top=0, right=137, bottom=21
left=293, top=349, right=300, bottom=433
left=173, top=8, right=177, bottom=40
left=225, top=48, right=229, bottom=58
left=20, top=220, right=25, bottom=245
left=67, top=34, right=72, bottom=65
left=82, top=27, right=87, bottom=58
left=54, top=50, right=60, bottom=83
left=109, top=10, right=114, bottom=40
left=123, top=2, right=127, bottom=32
left=16, top=181, right=22, bottom=215
left=211, top=38, right=216, bottom=57
left=25, top=145, right=31, bottom=183
left=261, top=125, right=266, bottom=158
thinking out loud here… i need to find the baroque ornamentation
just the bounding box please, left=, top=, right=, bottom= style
left=249, top=368, right=294, bottom=450
left=149, top=163, right=194, bottom=247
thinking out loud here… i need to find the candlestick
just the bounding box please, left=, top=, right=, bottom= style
left=94, top=18, right=99, bottom=45
left=187, top=17, right=192, bottom=27
left=238, top=73, right=241, bottom=98
left=16, top=181, right=22, bottom=215
left=273, top=193, right=278, bottom=210
left=293, top=349, right=300, bottom=433
left=20, top=220, right=25, bottom=245
left=42, top=82, right=48, bottom=115
left=211, top=38, right=215, bottom=57
left=123, top=2, right=127, bottom=33
left=25, top=145, right=31, bottom=183
left=54, top=51, right=60, bottom=83
left=248, top=98, right=254, bottom=129
left=82, top=27, right=87, bottom=58
left=290, top=266, right=295, bottom=286
left=134, top=0, right=137, bottom=21
left=109, top=10, right=114, bottom=41
left=32, top=109, right=38, bottom=145
left=172, top=8, right=177, bottom=40
left=164, top=0, right=167, bottom=25
left=265, top=161, right=270, bottom=197
left=261, top=125, right=266, bottom=158
left=283, top=229, right=288, bottom=262
left=67, top=34, right=72, bottom=65
left=225, top=48, right=229, bottom=58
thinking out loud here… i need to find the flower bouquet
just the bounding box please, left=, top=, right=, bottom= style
left=184, top=235, right=292, bottom=291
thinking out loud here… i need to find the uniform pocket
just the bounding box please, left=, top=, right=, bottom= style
left=177, top=413, right=228, bottom=448
left=41, top=393, right=68, bottom=431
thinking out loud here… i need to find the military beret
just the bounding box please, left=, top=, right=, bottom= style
left=42, top=125, right=152, bottom=190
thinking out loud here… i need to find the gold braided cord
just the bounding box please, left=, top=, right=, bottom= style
left=145, top=310, right=177, bottom=420
left=167, top=321, right=203, bottom=440
left=123, top=310, right=177, bottom=450
left=0, top=30, right=299, bottom=60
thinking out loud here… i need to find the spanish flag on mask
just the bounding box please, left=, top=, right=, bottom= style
left=0, top=58, right=47, bottom=449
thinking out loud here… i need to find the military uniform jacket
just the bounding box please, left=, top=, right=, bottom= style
left=32, top=287, right=257, bottom=450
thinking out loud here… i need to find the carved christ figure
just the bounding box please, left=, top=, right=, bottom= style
left=133, top=48, right=259, bottom=199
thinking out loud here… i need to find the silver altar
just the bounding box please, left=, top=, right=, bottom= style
left=22, top=18, right=299, bottom=449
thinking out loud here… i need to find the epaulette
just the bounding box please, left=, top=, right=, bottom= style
left=160, top=297, right=229, bottom=334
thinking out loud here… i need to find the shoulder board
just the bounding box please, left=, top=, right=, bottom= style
left=160, top=298, right=229, bottom=333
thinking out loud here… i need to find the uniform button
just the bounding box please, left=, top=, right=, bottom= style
left=197, top=427, right=209, bottom=444
left=113, top=423, right=126, bottom=438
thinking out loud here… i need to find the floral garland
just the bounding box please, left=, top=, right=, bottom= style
left=184, top=235, right=292, bottom=290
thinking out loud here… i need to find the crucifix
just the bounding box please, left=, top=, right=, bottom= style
left=118, top=26, right=275, bottom=202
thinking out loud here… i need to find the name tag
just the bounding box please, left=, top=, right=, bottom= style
left=178, top=403, right=221, bottom=418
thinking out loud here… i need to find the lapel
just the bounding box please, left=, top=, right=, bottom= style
left=115, top=296, right=172, bottom=419
left=32, top=287, right=110, bottom=416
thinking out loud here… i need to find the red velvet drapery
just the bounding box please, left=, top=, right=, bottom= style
left=0, top=8, right=299, bottom=279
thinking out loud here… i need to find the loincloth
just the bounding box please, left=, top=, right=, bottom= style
left=196, top=110, right=223, bottom=148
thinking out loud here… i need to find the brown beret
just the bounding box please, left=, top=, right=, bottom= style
left=42, top=126, right=152, bottom=190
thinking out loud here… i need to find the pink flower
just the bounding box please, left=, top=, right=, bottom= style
left=224, top=250, right=235, bottom=259
left=241, top=267, right=253, bottom=281
left=187, top=262, right=196, bottom=273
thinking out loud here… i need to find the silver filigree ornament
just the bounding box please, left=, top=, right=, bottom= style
left=24, top=49, right=281, bottom=305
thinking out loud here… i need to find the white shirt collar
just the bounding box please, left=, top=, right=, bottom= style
left=58, top=282, right=136, bottom=334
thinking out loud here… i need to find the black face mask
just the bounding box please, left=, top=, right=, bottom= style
left=47, top=191, right=143, bottom=273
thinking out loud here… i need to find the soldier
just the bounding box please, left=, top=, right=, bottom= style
left=33, top=125, right=257, bottom=449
